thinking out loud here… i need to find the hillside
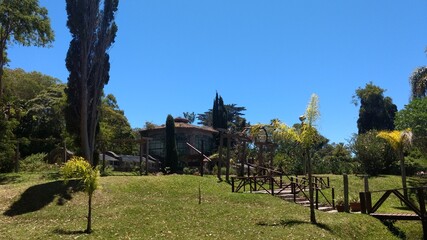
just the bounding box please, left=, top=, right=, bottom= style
left=0, top=174, right=403, bottom=239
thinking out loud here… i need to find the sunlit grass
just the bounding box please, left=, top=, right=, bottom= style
left=0, top=173, right=416, bottom=239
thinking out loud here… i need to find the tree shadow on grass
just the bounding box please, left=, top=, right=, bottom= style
left=3, top=179, right=83, bottom=217
left=53, top=229, right=87, bottom=235
left=257, top=219, right=333, bottom=232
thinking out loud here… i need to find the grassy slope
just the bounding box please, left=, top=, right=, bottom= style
left=0, top=173, right=407, bottom=240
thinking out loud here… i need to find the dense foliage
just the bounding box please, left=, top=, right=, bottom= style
left=352, top=130, right=398, bottom=176
left=197, top=93, right=248, bottom=132
left=395, top=97, right=427, bottom=156
left=0, top=68, right=134, bottom=173
left=99, top=94, right=136, bottom=154
left=354, top=83, right=397, bottom=134
left=0, top=0, right=54, bottom=100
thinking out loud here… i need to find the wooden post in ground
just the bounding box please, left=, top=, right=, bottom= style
left=364, top=175, right=369, bottom=193
left=217, top=133, right=223, bottom=180
left=332, top=188, right=335, bottom=208
left=200, top=141, right=204, bottom=177
left=139, top=138, right=143, bottom=176
left=226, top=135, right=231, bottom=182
left=343, top=174, right=349, bottom=213
left=145, top=139, right=149, bottom=175
left=417, top=188, right=427, bottom=239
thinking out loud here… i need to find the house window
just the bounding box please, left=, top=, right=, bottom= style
left=150, top=138, right=165, bottom=158
left=176, top=134, right=189, bottom=155
left=195, top=135, right=213, bottom=155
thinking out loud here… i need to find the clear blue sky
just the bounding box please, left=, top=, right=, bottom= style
left=7, top=0, right=427, bottom=144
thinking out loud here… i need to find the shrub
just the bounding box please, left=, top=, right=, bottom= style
left=61, top=156, right=100, bottom=233
left=20, top=153, right=49, bottom=172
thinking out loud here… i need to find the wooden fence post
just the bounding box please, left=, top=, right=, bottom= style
left=270, top=176, right=274, bottom=196
left=417, top=188, right=427, bottom=239
left=231, top=177, right=235, bottom=192
left=217, top=134, right=223, bottom=180
left=315, top=188, right=319, bottom=209
left=365, top=191, right=372, bottom=213
left=226, top=135, right=231, bottom=182
left=332, top=188, right=335, bottom=209
left=343, top=174, right=349, bottom=213
left=364, top=175, right=369, bottom=193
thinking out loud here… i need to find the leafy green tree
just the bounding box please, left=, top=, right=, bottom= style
left=0, top=112, right=17, bottom=172
left=99, top=94, right=135, bottom=154
left=0, top=69, right=63, bottom=172
left=64, top=0, right=119, bottom=164
left=183, top=111, right=195, bottom=124
left=165, top=114, right=179, bottom=173
left=61, top=156, right=100, bottom=233
left=0, top=0, right=54, bottom=100
left=377, top=129, right=412, bottom=199
left=16, top=84, right=66, bottom=157
left=395, top=97, right=427, bottom=155
left=410, top=66, right=427, bottom=99
left=353, top=83, right=397, bottom=134
left=3, top=68, right=59, bottom=103
left=352, top=130, right=397, bottom=176
left=197, top=97, right=247, bottom=131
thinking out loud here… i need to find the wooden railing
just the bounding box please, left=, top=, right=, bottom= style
left=231, top=170, right=335, bottom=210
left=359, top=187, right=427, bottom=238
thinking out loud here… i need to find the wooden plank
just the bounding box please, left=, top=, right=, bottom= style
left=370, top=213, right=421, bottom=221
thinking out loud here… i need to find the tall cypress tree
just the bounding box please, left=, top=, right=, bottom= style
left=218, top=96, right=228, bottom=129
left=64, top=0, right=119, bottom=164
left=212, top=92, right=228, bottom=130
left=165, top=114, right=179, bottom=173
left=212, top=92, right=219, bottom=129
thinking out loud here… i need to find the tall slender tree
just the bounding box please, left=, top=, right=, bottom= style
left=0, top=0, right=54, bottom=101
left=65, top=0, right=118, bottom=164
left=268, top=94, right=320, bottom=224
left=165, top=114, right=179, bottom=173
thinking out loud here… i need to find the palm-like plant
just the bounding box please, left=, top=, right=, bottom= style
left=410, top=66, right=427, bottom=99
left=270, top=94, right=320, bottom=224
left=377, top=129, right=412, bottom=199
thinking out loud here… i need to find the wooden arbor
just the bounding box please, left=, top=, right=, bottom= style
left=216, top=126, right=277, bottom=182
left=249, top=126, right=277, bottom=176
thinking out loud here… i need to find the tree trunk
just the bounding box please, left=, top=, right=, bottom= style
left=307, top=148, right=316, bottom=224
left=0, top=34, right=7, bottom=101
left=0, top=64, right=4, bottom=101
left=399, top=151, right=408, bottom=199
left=86, top=193, right=92, bottom=233
left=79, top=40, right=91, bottom=164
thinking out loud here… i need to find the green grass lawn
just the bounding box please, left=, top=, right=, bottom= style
left=0, top=173, right=422, bottom=239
